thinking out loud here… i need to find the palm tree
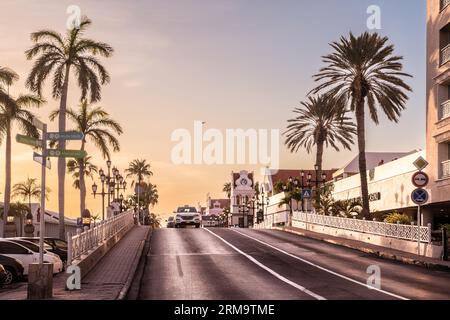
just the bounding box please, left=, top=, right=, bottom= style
left=12, top=178, right=50, bottom=236
left=284, top=94, right=356, bottom=181
left=222, top=182, right=231, bottom=199
left=26, top=17, right=114, bottom=239
left=0, top=70, right=43, bottom=237
left=126, top=159, right=153, bottom=222
left=332, top=199, right=362, bottom=218
left=50, top=101, right=122, bottom=217
left=311, top=32, right=412, bottom=218
left=67, top=156, right=98, bottom=190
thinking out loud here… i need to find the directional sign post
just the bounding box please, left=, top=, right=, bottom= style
left=46, top=132, right=84, bottom=141
left=47, top=149, right=87, bottom=159
left=33, top=152, right=51, bottom=170
left=16, top=134, right=42, bottom=148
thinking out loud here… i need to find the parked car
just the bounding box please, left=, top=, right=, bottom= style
left=167, top=217, right=175, bottom=228
left=0, top=264, right=6, bottom=285
left=174, top=206, right=202, bottom=228
left=0, top=254, right=24, bottom=285
left=17, top=237, right=67, bottom=262
left=0, top=239, right=63, bottom=275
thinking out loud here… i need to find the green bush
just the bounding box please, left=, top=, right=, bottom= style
left=439, top=224, right=450, bottom=232
left=384, top=212, right=412, bottom=225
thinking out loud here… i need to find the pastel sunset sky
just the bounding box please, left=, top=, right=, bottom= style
left=0, top=0, right=425, bottom=218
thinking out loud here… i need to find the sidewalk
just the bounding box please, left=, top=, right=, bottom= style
left=275, top=225, right=450, bottom=271
left=0, top=226, right=150, bottom=300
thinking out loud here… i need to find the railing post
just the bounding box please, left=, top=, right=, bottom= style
left=67, top=232, right=73, bottom=266
left=427, top=223, right=432, bottom=244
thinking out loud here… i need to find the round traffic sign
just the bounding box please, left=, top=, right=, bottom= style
left=412, top=171, right=429, bottom=188
left=411, top=188, right=429, bottom=205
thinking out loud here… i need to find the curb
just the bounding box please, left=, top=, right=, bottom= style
left=273, top=227, right=450, bottom=272
left=116, top=227, right=152, bottom=300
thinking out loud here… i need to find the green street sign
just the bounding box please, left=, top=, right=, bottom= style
left=16, top=134, right=41, bottom=147
left=46, top=132, right=84, bottom=141
left=47, top=149, right=87, bottom=158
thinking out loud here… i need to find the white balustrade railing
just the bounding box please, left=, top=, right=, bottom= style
left=67, top=210, right=135, bottom=264
left=292, top=211, right=431, bottom=243
left=441, top=0, right=450, bottom=11
left=441, top=44, right=450, bottom=65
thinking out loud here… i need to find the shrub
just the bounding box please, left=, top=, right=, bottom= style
left=384, top=212, right=412, bottom=225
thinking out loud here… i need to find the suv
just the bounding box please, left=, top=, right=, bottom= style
left=175, top=206, right=201, bottom=228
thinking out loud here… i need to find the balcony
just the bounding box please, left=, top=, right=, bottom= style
left=442, top=0, right=450, bottom=12
left=443, top=160, right=450, bottom=178
left=441, top=99, right=450, bottom=120
left=442, top=44, right=450, bottom=65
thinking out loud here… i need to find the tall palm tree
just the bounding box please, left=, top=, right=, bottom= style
left=126, top=159, right=153, bottom=222
left=284, top=94, right=356, bottom=181
left=26, top=17, right=114, bottom=238
left=67, top=156, right=98, bottom=190
left=50, top=101, right=122, bottom=217
left=311, top=32, right=412, bottom=218
left=0, top=70, right=43, bottom=237
left=12, top=178, right=50, bottom=235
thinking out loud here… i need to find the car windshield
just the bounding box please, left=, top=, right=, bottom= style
left=168, top=217, right=174, bottom=221
left=11, top=240, right=39, bottom=253
left=177, top=207, right=197, bottom=213
left=21, top=239, right=53, bottom=251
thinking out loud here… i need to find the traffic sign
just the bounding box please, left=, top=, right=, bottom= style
left=16, top=134, right=42, bottom=147
left=412, top=171, right=429, bottom=188
left=33, top=152, right=51, bottom=169
left=32, top=117, right=45, bottom=131
left=411, top=188, right=429, bottom=205
left=46, top=132, right=84, bottom=141
left=413, top=156, right=429, bottom=171
left=47, top=149, right=87, bottom=158
left=302, top=189, right=312, bottom=199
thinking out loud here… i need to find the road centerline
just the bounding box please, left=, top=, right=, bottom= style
left=232, top=229, right=409, bottom=301
left=203, top=228, right=326, bottom=300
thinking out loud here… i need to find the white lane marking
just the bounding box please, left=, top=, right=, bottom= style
left=232, top=229, right=409, bottom=301
left=203, top=228, right=326, bottom=300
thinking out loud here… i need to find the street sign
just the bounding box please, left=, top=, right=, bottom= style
left=302, top=189, right=312, bottom=199
left=412, top=171, right=429, bottom=188
left=413, top=156, right=429, bottom=171
left=47, top=149, right=87, bottom=158
left=76, top=218, right=83, bottom=227
left=411, top=188, right=429, bottom=205
left=16, top=134, right=42, bottom=147
left=46, top=132, right=84, bottom=141
left=33, top=152, right=51, bottom=169
left=32, top=117, right=45, bottom=131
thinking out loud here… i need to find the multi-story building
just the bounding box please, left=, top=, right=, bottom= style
left=426, top=0, right=450, bottom=222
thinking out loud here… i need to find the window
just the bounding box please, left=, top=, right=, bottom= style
left=0, top=242, right=29, bottom=254
left=440, top=24, right=450, bottom=65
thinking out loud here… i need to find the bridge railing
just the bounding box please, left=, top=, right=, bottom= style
left=67, top=209, right=135, bottom=265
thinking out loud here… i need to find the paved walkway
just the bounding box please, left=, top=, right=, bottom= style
left=278, top=225, right=450, bottom=270
left=0, top=226, right=150, bottom=300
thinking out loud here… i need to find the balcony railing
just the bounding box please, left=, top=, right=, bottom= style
left=441, top=99, right=450, bottom=120
left=442, top=160, right=450, bottom=178
left=442, top=44, right=450, bottom=65
left=441, top=0, right=450, bottom=11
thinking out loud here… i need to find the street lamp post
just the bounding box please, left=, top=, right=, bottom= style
left=238, top=198, right=250, bottom=228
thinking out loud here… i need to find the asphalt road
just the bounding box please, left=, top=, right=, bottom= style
left=137, top=228, right=450, bottom=300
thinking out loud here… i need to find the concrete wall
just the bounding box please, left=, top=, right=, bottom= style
left=291, top=219, right=442, bottom=259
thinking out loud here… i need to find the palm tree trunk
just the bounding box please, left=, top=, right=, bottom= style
left=57, top=64, right=71, bottom=240
left=315, top=139, right=324, bottom=182
left=355, top=98, right=370, bottom=218
left=79, top=140, right=86, bottom=217
left=2, top=123, right=12, bottom=237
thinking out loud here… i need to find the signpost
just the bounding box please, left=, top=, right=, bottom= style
left=16, top=134, right=42, bottom=147
left=33, top=152, right=51, bottom=170
left=46, top=132, right=84, bottom=141
left=411, top=157, right=429, bottom=256
left=47, top=149, right=87, bottom=158
left=302, top=189, right=312, bottom=199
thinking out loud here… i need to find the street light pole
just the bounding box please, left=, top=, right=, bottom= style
left=39, top=123, right=47, bottom=265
